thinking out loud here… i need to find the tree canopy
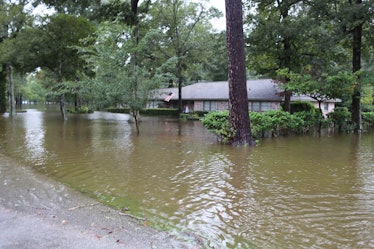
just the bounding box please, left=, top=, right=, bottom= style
left=0, top=0, right=372, bottom=137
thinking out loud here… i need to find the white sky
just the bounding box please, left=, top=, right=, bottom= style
left=28, top=0, right=227, bottom=31
left=210, top=1, right=226, bottom=31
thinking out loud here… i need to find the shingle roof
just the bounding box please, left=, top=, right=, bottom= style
left=151, top=79, right=338, bottom=102
left=153, top=79, right=283, bottom=101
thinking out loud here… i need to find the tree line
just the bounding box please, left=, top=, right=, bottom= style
left=0, top=0, right=373, bottom=145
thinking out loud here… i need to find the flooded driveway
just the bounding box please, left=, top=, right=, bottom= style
left=1, top=106, right=373, bottom=248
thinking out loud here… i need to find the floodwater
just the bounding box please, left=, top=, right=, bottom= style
left=0, top=106, right=373, bottom=249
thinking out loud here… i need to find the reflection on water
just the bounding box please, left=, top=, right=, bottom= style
left=1, top=107, right=373, bottom=248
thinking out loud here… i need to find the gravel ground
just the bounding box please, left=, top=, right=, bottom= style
left=0, top=154, right=201, bottom=249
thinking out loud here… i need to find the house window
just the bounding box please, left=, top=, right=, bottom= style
left=261, top=102, right=270, bottom=111
left=250, top=101, right=271, bottom=112
left=147, top=101, right=158, bottom=108
left=324, top=102, right=329, bottom=111
left=203, top=101, right=217, bottom=111
left=252, top=102, right=261, bottom=112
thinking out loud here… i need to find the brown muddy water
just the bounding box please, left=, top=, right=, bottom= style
left=0, top=106, right=373, bottom=248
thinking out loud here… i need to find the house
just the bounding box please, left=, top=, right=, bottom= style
left=148, top=79, right=338, bottom=116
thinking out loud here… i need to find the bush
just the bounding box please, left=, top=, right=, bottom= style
left=179, top=113, right=200, bottom=120
left=362, top=112, right=374, bottom=127
left=140, top=108, right=179, bottom=116
left=67, top=106, right=94, bottom=114
left=327, top=107, right=351, bottom=131
left=249, top=111, right=273, bottom=138
left=201, top=111, right=235, bottom=143
left=107, top=108, right=130, bottom=113
left=201, top=110, right=321, bottom=142
left=290, top=101, right=316, bottom=113
left=362, top=105, right=374, bottom=112
left=194, top=110, right=209, bottom=117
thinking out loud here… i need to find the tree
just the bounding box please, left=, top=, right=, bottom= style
left=350, top=0, right=364, bottom=132
left=78, top=22, right=159, bottom=134
left=195, top=31, right=228, bottom=82
left=226, top=0, right=255, bottom=146
left=0, top=3, right=8, bottom=114
left=246, top=0, right=307, bottom=112
left=277, top=67, right=357, bottom=133
left=21, top=73, right=48, bottom=104
left=147, top=0, right=221, bottom=113
left=33, top=0, right=101, bottom=18
left=0, top=0, right=30, bottom=116
left=307, top=0, right=374, bottom=132
left=277, top=67, right=356, bottom=112
left=37, top=14, right=95, bottom=120
left=0, top=69, right=5, bottom=113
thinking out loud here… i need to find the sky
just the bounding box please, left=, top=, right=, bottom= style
left=28, top=0, right=227, bottom=30
left=208, top=1, right=226, bottom=31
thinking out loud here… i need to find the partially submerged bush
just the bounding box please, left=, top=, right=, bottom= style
left=249, top=110, right=314, bottom=138
left=141, top=108, right=179, bottom=116
left=362, top=112, right=374, bottom=127
left=289, top=100, right=316, bottom=113
left=201, top=110, right=321, bottom=142
left=327, top=107, right=351, bottom=132
left=201, top=111, right=235, bottom=143
left=67, top=106, right=94, bottom=114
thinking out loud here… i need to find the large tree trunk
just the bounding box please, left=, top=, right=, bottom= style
left=57, top=60, right=67, bottom=120
left=0, top=67, right=7, bottom=114
left=225, top=0, right=255, bottom=146
left=281, top=6, right=292, bottom=113
left=7, top=64, right=16, bottom=117
left=59, top=94, right=67, bottom=120
left=283, top=90, right=292, bottom=112
left=351, top=0, right=362, bottom=133
left=177, top=58, right=183, bottom=113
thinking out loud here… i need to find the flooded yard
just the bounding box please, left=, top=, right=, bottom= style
left=0, top=106, right=373, bottom=248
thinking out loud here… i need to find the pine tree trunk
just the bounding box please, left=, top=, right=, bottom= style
left=0, top=68, right=6, bottom=114
left=351, top=0, right=362, bottom=133
left=225, top=0, right=255, bottom=146
left=177, top=59, right=183, bottom=113
left=281, top=8, right=292, bottom=113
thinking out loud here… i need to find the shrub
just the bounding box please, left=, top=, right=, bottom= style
left=201, top=111, right=235, bottom=143
left=362, top=112, right=374, bottom=127
left=194, top=110, right=209, bottom=117
left=179, top=113, right=200, bottom=120
left=327, top=107, right=351, bottom=131
left=107, top=108, right=130, bottom=113
left=67, top=106, right=94, bottom=114
left=140, top=108, right=179, bottom=116
left=290, top=101, right=316, bottom=113
left=249, top=111, right=273, bottom=138
left=292, top=111, right=321, bottom=132
left=201, top=110, right=320, bottom=142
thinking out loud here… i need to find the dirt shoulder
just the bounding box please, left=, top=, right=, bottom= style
left=0, top=154, right=200, bottom=249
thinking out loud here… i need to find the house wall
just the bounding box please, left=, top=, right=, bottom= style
left=193, top=101, right=203, bottom=111
left=311, top=102, right=336, bottom=117
left=193, top=100, right=229, bottom=111
left=249, top=101, right=281, bottom=112
left=147, top=99, right=334, bottom=116
left=193, top=100, right=281, bottom=112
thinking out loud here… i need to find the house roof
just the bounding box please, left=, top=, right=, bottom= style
left=151, top=79, right=338, bottom=102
